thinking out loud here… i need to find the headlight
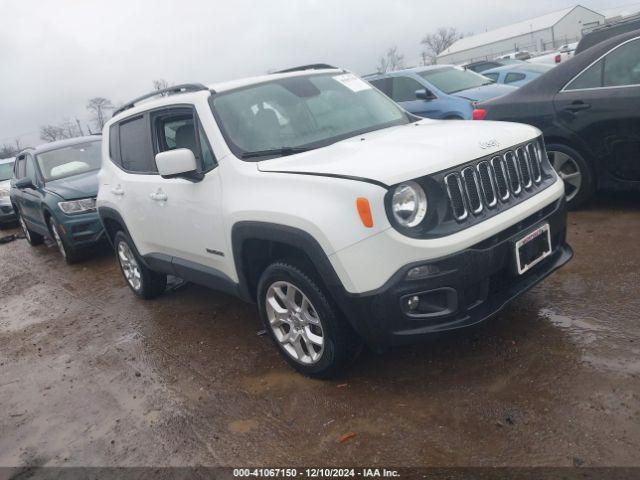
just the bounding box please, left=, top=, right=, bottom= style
left=58, top=197, right=96, bottom=215
left=0, top=188, right=9, bottom=198
left=391, top=181, right=428, bottom=227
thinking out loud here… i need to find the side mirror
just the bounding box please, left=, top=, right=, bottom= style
left=415, top=89, right=436, bottom=101
left=14, top=177, right=34, bottom=189
left=155, top=149, right=200, bottom=180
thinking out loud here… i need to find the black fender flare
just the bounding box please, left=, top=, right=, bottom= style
left=231, top=221, right=348, bottom=305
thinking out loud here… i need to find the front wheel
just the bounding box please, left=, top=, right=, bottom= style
left=18, top=213, right=44, bottom=246
left=49, top=217, right=81, bottom=264
left=114, top=231, right=167, bottom=299
left=546, top=144, right=595, bottom=208
left=257, top=262, right=361, bottom=379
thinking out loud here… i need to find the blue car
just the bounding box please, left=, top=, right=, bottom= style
left=365, top=65, right=516, bottom=120
left=481, top=63, right=554, bottom=88
left=10, top=136, right=105, bottom=263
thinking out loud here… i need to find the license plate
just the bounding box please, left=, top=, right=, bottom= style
left=515, top=223, right=552, bottom=275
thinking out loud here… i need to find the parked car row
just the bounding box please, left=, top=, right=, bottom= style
left=7, top=63, right=573, bottom=377
left=476, top=29, right=640, bottom=207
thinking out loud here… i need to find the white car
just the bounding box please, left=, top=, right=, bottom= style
left=0, top=157, right=17, bottom=226
left=97, top=65, right=572, bottom=377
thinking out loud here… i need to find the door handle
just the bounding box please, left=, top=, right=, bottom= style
left=564, top=101, right=590, bottom=112
left=110, top=185, right=125, bottom=196
left=150, top=190, right=167, bottom=202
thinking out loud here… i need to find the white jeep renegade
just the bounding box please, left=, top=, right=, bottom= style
left=97, top=65, right=572, bottom=378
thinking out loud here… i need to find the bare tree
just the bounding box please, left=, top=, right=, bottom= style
left=39, top=125, right=66, bottom=142
left=0, top=144, right=18, bottom=158
left=39, top=119, right=83, bottom=142
left=421, top=27, right=463, bottom=65
left=86, top=97, right=114, bottom=130
left=376, top=46, right=405, bottom=73
left=153, top=79, right=172, bottom=95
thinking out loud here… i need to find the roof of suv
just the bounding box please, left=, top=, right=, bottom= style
left=109, top=67, right=345, bottom=123
left=21, top=135, right=102, bottom=156
left=207, top=67, right=343, bottom=93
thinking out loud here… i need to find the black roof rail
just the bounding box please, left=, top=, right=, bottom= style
left=272, top=64, right=339, bottom=74
left=113, top=83, right=211, bottom=117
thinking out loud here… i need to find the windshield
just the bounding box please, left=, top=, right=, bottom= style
left=211, top=72, right=410, bottom=159
left=0, top=161, right=15, bottom=181
left=418, top=67, right=494, bottom=94
left=36, top=140, right=102, bottom=181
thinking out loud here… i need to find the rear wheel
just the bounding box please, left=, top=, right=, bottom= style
left=49, top=217, right=81, bottom=264
left=114, top=231, right=167, bottom=299
left=257, top=261, right=361, bottom=378
left=18, top=213, right=44, bottom=246
left=547, top=143, right=595, bottom=208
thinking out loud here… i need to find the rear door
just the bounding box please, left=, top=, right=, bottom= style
left=12, top=153, right=46, bottom=232
left=554, top=36, right=640, bottom=181
left=107, top=113, right=160, bottom=255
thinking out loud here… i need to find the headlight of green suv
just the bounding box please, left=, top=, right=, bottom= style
left=0, top=188, right=9, bottom=198
left=58, top=197, right=97, bottom=215
left=390, top=181, right=428, bottom=228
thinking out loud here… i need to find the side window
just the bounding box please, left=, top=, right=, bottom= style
left=368, top=78, right=391, bottom=96
left=603, top=38, right=640, bottom=87
left=119, top=115, right=156, bottom=173
left=484, top=72, right=499, bottom=82
left=505, top=72, right=526, bottom=84
left=15, top=156, right=26, bottom=179
left=565, top=59, right=603, bottom=90
left=153, top=108, right=217, bottom=173
left=25, top=156, right=37, bottom=182
left=109, top=124, right=121, bottom=166
left=390, top=76, right=424, bottom=102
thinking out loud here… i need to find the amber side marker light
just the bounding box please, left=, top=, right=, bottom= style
left=356, top=197, right=374, bottom=228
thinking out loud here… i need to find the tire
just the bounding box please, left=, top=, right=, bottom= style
left=546, top=143, right=595, bottom=208
left=113, top=231, right=167, bottom=299
left=18, top=212, right=44, bottom=246
left=49, top=217, right=82, bottom=264
left=257, top=261, right=361, bottom=379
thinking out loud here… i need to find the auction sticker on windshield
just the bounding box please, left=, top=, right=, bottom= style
left=333, top=73, right=372, bottom=92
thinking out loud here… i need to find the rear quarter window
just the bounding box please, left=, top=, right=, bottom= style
left=117, top=115, right=156, bottom=173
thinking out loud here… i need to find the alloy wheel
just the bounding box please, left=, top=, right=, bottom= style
left=548, top=150, right=582, bottom=203
left=117, top=241, right=142, bottom=291
left=265, top=281, right=325, bottom=365
left=19, top=216, right=32, bottom=243
left=51, top=223, right=66, bottom=259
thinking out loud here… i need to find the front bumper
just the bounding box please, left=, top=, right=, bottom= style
left=0, top=202, right=17, bottom=223
left=58, top=211, right=105, bottom=248
left=338, top=198, right=572, bottom=350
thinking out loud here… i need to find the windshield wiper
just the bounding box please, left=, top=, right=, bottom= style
left=240, top=146, right=310, bottom=159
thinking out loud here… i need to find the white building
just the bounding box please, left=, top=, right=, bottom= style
left=437, top=5, right=605, bottom=65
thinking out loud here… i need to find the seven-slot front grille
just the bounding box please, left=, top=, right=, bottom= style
left=444, top=141, right=546, bottom=221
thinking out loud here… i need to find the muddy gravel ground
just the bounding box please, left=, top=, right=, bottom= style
left=1, top=193, right=639, bottom=468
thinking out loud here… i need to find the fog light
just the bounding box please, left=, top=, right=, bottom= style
left=406, top=295, right=420, bottom=311
left=406, top=264, right=439, bottom=280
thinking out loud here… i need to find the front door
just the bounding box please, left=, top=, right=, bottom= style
left=554, top=36, right=640, bottom=182
left=147, top=106, right=229, bottom=279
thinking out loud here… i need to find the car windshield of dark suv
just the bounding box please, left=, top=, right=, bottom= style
left=418, top=66, right=494, bottom=94
left=36, top=140, right=102, bottom=181
left=0, top=161, right=14, bottom=181
left=212, top=72, right=411, bottom=159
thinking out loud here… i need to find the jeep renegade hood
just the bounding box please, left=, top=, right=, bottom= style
left=258, top=120, right=539, bottom=186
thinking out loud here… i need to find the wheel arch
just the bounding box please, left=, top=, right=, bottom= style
left=231, top=222, right=347, bottom=306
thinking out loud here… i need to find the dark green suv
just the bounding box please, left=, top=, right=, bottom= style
left=10, top=136, right=105, bottom=263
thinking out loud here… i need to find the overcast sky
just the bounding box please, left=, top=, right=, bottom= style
left=0, top=0, right=630, bottom=147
